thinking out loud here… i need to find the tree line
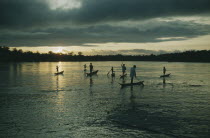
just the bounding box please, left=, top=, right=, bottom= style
left=0, top=46, right=210, bottom=62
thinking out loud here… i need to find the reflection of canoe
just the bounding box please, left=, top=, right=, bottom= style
left=111, top=73, right=115, bottom=77
left=160, top=73, right=171, bottom=77
left=55, top=71, right=64, bottom=75
left=119, top=81, right=144, bottom=87
left=120, top=73, right=127, bottom=78
left=86, top=70, right=98, bottom=76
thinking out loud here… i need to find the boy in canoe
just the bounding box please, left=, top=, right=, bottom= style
left=130, top=65, right=136, bottom=84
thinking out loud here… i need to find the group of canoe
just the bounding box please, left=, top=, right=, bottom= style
left=54, top=64, right=171, bottom=87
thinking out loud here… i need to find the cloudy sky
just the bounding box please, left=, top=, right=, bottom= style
left=0, top=0, right=210, bottom=55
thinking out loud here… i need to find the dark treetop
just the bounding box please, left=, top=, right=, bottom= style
left=0, top=46, right=210, bottom=62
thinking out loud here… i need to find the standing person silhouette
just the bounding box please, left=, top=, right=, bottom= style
left=111, top=66, right=115, bottom=77
left=163, top=66, right=166, bottom=75
left=121, top=64, right=126, bottom=76
left=89, top=63, right=93, bottom=73
left=130, top=65, right=136, bottom=84
left=56, top=66, right=59, bottom=72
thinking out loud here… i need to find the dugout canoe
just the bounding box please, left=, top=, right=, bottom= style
left=55, top=71, right=64, bottom=75
left=86, top=70, right=98, bottom=76
left=160, top=73, right=171, bottom=78
left=119, top=81, right=144, bottom=87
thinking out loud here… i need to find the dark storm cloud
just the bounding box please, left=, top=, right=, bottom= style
left=0, top=0, right=54, bottom=28
left=87, top=49, right=179, bottom=55
left=1, top=20, right=210, bottom=46
left=0, top=0, right=210, bottom=46
left=73, top=0, right=210, bottom=23
left=0, top=0, right=210, bottom=28
left=119, top=49, right=170, bottom=55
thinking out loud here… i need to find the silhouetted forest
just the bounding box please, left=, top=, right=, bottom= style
left=0, top=46, right=210, bottom=62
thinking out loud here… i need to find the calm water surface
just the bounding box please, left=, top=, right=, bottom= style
left=0, top=62, right=210, bottom=137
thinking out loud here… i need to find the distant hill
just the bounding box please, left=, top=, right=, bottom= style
left=1, top=46, right=210, bottom=62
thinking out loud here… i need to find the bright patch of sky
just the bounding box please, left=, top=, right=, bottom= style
left=157, top=16, right=210, bottom=25
left=47, top=0, right=82, bottom=10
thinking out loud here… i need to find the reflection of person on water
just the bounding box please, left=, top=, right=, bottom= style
left=130, top=65, right=136, bottom=84
left=163, top=77, right=166, bottom=84
left=56, top=75, right=59, bottom=92
left=89, top=63, right=93, bottom=73
left=163, top=66, right=166, bottom=75
left=56, top=66, right=59, bottom=72
left=89, top=77, right=93, bottom=95
left=84, top=64, right=87, bottom=71
left=163, top=77, right=166, bottom=88
left=90, top=77, right=93, bottom=86
left=121, top=64, right=126, bottom=75
left=130, top=86, right=136, bottom=110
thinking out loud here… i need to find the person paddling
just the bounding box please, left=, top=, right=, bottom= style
left=111, top=67, right=114, bottom=75
left=107, top=66, right=115, bottom=76
left=163, top=66, right=166, bottom=75
left=56, top=66, right=59, bottom=72
left=111, top=66, right=115, bottom=77
left=89, top=63, right=93, bottom=73
left=121, top=64, right=126, bottom=76
left=130, top=65, right=136, bottom=84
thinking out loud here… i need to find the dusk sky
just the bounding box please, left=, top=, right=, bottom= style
left=1, top=0, right=210, bottom=55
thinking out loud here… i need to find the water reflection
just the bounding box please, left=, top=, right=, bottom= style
left=161, top=76, right=174, bottom=90
left=1, top=62, right=210, bottom=137
left=130, top=86, right=136, bottom=110
left=89, top=76, right=93, bottom=87
left=89, top=76, right=93, bottom=95
left=56, top=75, right=59, bottom=92
left=10, top=63, right=22, bottom=85
left=121, top=77, right=126, bottom=84
left=54, top=73, right=66, bottom=113
left=107, top=74, right=115, bottom=85
left=111, top=76, right=115, bottom=84
left=163, top=77, right=166, bottom=88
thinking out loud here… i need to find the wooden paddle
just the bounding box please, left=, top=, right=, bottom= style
left=107, top=70, right=111, bottom=75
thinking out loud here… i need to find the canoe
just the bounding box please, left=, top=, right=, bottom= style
left=120, top=73, right=127, bottom=78
left=119, top=81, right=144, bottom=87
left=86, top=70, right=98, bottom=76
left=160, top=73, right=171, bottom=78
left=55, top=71, right=64, bottom=75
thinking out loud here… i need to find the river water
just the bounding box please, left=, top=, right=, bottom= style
left=0, top=62, right=209, bottom=137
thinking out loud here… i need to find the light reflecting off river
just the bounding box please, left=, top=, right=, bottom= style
left=0, top=62, right=210, bottom=137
